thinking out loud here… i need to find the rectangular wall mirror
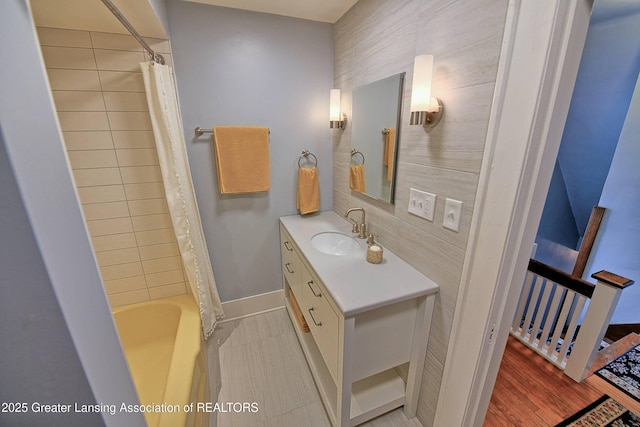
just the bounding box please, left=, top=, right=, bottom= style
left=350, top=72, right=405, bottom=204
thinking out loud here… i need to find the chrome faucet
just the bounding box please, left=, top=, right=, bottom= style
left=344, top=207, right=367, bottom=239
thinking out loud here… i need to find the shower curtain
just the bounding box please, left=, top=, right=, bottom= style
left=140, top=61, right=223, bottom=338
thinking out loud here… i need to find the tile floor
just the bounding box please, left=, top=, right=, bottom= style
left=207, top=308, right=423, bottom=427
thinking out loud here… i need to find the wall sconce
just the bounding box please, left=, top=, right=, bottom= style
left=410, top=55, right=444, bottom=128
left=329, top=89, right=346, bottom=129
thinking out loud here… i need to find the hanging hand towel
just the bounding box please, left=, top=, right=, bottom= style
left=384, top=128, right=395, bottom=181
left=349, top=164, right=366, bottom=193
left=213, top=126, right=270, bottom=194
left=297, top=167, right=320, bottom=215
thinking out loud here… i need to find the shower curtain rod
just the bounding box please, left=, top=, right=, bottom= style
left=100, top=0, right=165, bottom=65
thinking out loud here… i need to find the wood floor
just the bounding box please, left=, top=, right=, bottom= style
left=484, top=335, right=640, bottom=426
left=207, top=308, right=423, bottom=427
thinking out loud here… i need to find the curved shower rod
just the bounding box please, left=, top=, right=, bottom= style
left=99, top=0, right=165, bottom=65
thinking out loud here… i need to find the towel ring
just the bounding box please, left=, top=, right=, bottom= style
left=298, top=149, right=318, bottom=168
left=350, top=149, right=365, bottom=165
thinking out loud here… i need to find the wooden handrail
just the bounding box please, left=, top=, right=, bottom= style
left=572, top=206, right=606, bottom=278
left=528, top=259, right=594, bottom=298
left=592, top=270, right=635, bottom=289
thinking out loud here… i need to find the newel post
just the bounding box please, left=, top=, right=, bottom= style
left=564, top=271, right=634, bottom=382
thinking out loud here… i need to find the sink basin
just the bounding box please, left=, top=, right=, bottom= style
left=310, top=232, right=360, bottom=256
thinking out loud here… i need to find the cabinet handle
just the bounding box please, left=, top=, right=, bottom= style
left=285, top=263, right=294, bottom=274
left=284, top=241, right=293, bottom=251
left=307, top=281, right=321, bottom=297
left=308, top=307, right=322, bottom=326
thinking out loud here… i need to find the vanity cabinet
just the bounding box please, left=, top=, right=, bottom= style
left=281, top=228, right=339, bottom=381
left=279, top=212, right=439, bottom=427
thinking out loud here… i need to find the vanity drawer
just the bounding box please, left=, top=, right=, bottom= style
left=280, top=228, right=302, bottom=299
left=280, top=227, right=297, bottom=263
left=301, top=268, right=339, bottom=382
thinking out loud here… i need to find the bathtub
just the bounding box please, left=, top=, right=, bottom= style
left=113, top=295, right=210, bottom=427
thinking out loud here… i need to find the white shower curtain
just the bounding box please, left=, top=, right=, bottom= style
left=140, top=61, right=223, bottom=338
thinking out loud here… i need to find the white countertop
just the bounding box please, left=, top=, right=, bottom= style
left=280, top=211, right=439, bottom=317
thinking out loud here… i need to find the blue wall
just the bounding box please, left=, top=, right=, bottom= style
left=537, top=3, right=640, bottom=323
left=536, top=5, right=640, bottom=258
left=587, top=75, right=640, bottom=324
left=537, top=160, right=580, bottom=249
left=538, top=4, right=640, bottom=241
left=555, top=8, right=640, bottom=236
left=165, top=1, right=334, bottom=302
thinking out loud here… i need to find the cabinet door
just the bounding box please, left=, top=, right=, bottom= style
left=301, top=269, right=339, bottom=382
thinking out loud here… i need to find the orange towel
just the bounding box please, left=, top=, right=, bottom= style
left=297, top=167, right=319, bottom=215
left=349, top=164, right=366, bottom=193
left=384, top=128, right=395, bottom=181
left=212, top=126, right=270, bottom=194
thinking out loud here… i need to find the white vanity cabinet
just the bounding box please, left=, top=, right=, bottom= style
left=281, top=227, right=340, bottom=381
left=279, top=212, right=439, bottom=427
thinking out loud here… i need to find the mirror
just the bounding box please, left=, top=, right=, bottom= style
left=350, top=72, right=405, bottom=204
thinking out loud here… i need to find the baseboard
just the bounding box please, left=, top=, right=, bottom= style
left=219, top=290, right=284, bottom=323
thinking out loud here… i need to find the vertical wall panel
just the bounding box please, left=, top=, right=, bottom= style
left=332, top=1, right=509, bottom=425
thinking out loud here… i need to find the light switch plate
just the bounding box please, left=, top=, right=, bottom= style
left=443, top=198, right=462, bottom=232
left=408, top=188, right=436, bottom=221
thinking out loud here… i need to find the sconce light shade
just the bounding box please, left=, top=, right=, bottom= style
left=329, top=89, right=346, bottom=129
left=410, top=55, right=444, bottom=128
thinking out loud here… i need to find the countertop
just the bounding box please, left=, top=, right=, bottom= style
left=280, top=211, right=439, bottom=317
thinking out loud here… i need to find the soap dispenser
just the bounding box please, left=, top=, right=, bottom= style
left=366, top=233, right=383, bottom=264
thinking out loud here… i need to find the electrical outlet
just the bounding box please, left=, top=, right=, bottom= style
left=408, top=188, right=436, bottom=221
left=443, top=198, right=463, bottom=232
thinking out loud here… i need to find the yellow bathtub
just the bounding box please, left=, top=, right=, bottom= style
left=113, top=295, right=210, bottom=427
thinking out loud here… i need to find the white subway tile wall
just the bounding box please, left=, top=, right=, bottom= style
left=37, top=27, right=188, bottom=307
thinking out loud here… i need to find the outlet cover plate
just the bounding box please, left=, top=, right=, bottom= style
left=443, top=198, right=463, bottom=232
left=408, top=188, right=436, bottom=221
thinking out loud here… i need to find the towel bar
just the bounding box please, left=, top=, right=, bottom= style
left=195, top=127, right=270, bottom=136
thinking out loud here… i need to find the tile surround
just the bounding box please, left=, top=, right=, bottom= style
left=47, top=69, right=102, bottom=91
left=77, top=185, right=126, bottom=204
left=73, top=168, right=124, bottom=187
left=120, top=165, right=163, bottom=184
left=91, top=233, right=138, bottom=252
left=98, top=70, right=146, bottom=92
left=37, top=26, right=187, bottom=307
left=52, top=91, right=105, bottom=112
left=127, top=198, right=170, bottom=216
left=82, top=201, right=130, bottom=221
left=112, top=130, right=156, bottom=148
left=63, top=131, right=113, bottom=150
left=332, top=1, right=509, bottom=425
left=41, top=46, right=97, bottom=70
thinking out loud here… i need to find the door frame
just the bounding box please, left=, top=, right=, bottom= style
left=434, top=1, right=594, bottom=425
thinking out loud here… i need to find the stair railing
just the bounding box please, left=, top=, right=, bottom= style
left=510, top=259, right=634, bottom=382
